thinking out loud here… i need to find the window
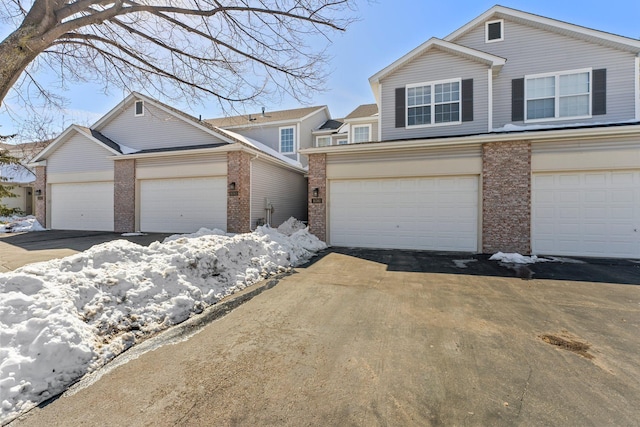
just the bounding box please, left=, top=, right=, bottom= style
left=525, top=69, right=591, bottom=121
left=485, top=19, right=504, bottom=43
left=134, top=100, right=144, bottom=116
left=337, top=138, right=348, bottom=145
left=316, top=136, right=331, bottom=147
left=279, top=126, right=295, bottom=153
left=352, top=125, right=371, bottom=143
left=407, top=79, right=461, bottom=127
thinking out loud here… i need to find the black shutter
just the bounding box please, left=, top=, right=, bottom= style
left=395, top=87, right=405, bottom=128
left=461, top=79, right=473, bottom=122
left=592, top=69, right=606, bottom=115
left=512, top=78, right=525, bottom=121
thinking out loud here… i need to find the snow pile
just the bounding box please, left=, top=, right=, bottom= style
left=0, top=225, right=326, bottom=423
left=0, top=215, right=46, bottom=233
left=489, top=252, right=550, bottom=264
left=277, top=217, right=307, bottom=236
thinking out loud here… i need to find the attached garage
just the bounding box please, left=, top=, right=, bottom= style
left=50, top=182, right=114, bottom=231
left=329, top=176, right=479, bottom=251
left=139, top=177, right=227, bottom=233
left=532, top=170, right=640, bottom=258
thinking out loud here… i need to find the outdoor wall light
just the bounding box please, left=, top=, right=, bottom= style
left=35, top=189, right=42, bottom=196
left=312, top=188, right=319, bottom=198
left=228, top=182, right=236, bottom=191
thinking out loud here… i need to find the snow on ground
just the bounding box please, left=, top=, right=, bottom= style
left=0, top=224, right=326, bottom=423
left=489, top=252, right=550, bottom=264
left=0, top=216, right=46, bottom=233
left=277, top=217, right=307, bottom=236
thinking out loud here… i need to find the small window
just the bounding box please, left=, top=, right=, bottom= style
left=337, top=139, right=348, bottom=145
left=279, top=126, right=295, bottom=153
left=485, top=19, right=504, bottom=43
left=352, top=125, right=371, bottom=143
left=134, top=100, right=144, bottom=116
left=316, top=136, right=331, bottom=147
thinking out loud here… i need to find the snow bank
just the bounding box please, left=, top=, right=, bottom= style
left=489, top=252, right=550, bottom=264
left=0, top=225, right=326, bottom=423
left=0, top=215, right=46, bottom=233
left=276, top=217, right=307, bottom=236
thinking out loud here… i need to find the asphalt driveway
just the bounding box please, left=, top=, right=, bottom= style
left=9, top=247, right=640, bottom=426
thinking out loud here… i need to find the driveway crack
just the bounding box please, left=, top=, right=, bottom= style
left=516, top=364, right=533, bottom=417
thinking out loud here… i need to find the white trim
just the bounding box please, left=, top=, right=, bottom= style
left=336, top=138, right=348, bottom=145
left=524, top=68, right=593, bottom=123
left=279, top=125, right=296, bottom=154
left=406, top=78, right=462, bottom=129
left=378, top=85, right=383, bottom=141
left=487, top=68, right=493, bottom=133
left=134, top=100, right=144, bottom=117
left=485, top=19, right=504, bottom=43
left=300, top=124, right=640, bottom=155
left=351, top=124, right=372, bottom=144
left=316, top=135, right=332, bottom=147
left=635, top=56, right=640, bottom=121
left=445, top=5, right=640, bottom=52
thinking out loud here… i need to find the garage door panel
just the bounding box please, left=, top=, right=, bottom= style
left=140, top=177, right=226, bottom=233
left=329, top=176, right=479, bottom=251
left=532, top=170, right=640, bottom=258
left=51, top=182, right=114, bottom=231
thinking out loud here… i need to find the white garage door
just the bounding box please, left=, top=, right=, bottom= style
left=51, top=182, right=114, bottom=231
left=532, top=171, right=640, bottom=258
left=140, top=177, right=227, bottom=233
left=329, top=176, right=479, bottom=251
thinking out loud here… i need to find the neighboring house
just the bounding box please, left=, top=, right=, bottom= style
left=0, top=141, right=51, bottom=215
left=205, top=105, right=330, bottom=167
left=30, top=93, right=308, bottom=233
left=311, top=104, right=379, bottom=148
left=302, top=5, right=640, bottom=259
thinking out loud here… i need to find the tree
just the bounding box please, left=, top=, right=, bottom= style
left=0, top=134, right=21, bottom=216
left=0, top=0, right=357, bottom=114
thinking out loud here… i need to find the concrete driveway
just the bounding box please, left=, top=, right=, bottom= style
left=0, top=230, right=172, bottom=272
left=9, top=248, right=640, bottom=426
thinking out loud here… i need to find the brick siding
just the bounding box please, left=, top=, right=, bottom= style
left=114, top=159, right=136, bottom=233
left=34, top=166, right=46, bottom=227
left=482, top=141, right=531, bottom=254
left=308, top=153, right=327, bottom=242
left=227, top=151, right=251, bottom=233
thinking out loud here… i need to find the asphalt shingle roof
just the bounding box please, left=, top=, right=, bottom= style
left=344, top=104, right=378, bottom=120
left=205, top=106, right=326, bottom=127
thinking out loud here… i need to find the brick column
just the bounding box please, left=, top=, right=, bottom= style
left=308, top=153, right=327, bottom=242
left=34, top=165, right=46, bottom=227
left=227, top=151, right=251, bottom=233
left=482, top=141, right=531, bottom=254
left=114, top=159, right=136, bottom=233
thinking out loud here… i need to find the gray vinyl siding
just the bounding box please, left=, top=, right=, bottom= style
left=231, top=125, right=299, bottom=164
left=99, top=102, right=226, bottom=151
left=453, top=18, right=637, bottom=128
left=47, top=133, right=115, bottom=174
left=250, top=159, right=307, bottom=229
left=380, top=48, right=489, bottom=141
left=298, top=110, right=330, bottom=166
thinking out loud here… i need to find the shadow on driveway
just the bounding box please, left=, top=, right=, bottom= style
left=310, top=247, right=640, bottom=285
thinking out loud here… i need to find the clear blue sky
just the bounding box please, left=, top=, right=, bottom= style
left=1, top=0, right=639, bottom=138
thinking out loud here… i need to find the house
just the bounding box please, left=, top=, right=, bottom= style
left=30, top=93, right=310, bottom=233
left=302, top=5, right=640, bottom=259
left=0, top=141, right=51, bottom=215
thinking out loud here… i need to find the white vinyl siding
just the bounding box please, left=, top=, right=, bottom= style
left=525, top=69, right=592, bottom=122
left=380, top=49, right=488, bottom=140
left=98, top=102, right=226, bottom=152
left=139, top=177, right=226, bottom=233
left=50, top=182, right=114, bottom=231
left=46, top=133, right=115, bottom=175
left=250, top=159, right=307, bottom=229
left=329, top=176, right=479, bottom=251
left=453, top=18, right=637, bottom=128
left=532, top=171, right=640, bottom=258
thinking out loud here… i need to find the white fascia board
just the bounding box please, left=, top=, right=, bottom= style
left=300, top=124, right=640, bottom=155
left=343, top=116, right=378, bottom=124
left=110, top=144, right=231, bottom=160
left=445, top=5, right=640, bottom=52
left=31, top=125, right=121, bottom=162
left=368, top=38, right=506, bottom=85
